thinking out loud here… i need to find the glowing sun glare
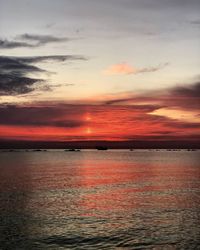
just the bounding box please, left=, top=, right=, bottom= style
left=86, top=128, right=92, bottom=134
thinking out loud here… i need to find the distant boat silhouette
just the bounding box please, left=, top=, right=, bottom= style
left=64, top=149, right=81, bottom=152
left=32, top=149, right=47, bottom=152
left=96, top=146, right=108, bottom=150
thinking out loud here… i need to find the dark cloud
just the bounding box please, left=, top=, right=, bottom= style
left=0, top=56, right=44, bottom=95
left=104, top=81, right=200, bottom=111
left=18, top=33, right=69, bottom=45
left=0, top=56, right=44, bottom=75
left=0, top=105, right=85, bottom=128
left=105, top=98, right=163, bottom=111
left=0, top=55, right=87, bottom=95
left=158, top=81, right=200, bottom=111
left=17, top=55, right=87, bottom=64
left=0, top=34, right=71, bottom=49
left=0, top=39, right=34, bottom=49
left=171, top=81, right=200, bottom=98
left=0, top=73, right=43, bottom=95
left=104, top=98, right=134, bottom=105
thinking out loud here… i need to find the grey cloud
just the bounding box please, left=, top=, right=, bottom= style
left=0, top=73, right=43, bottom=96
left=0, top=55, right=87, bottom=95
left=171, top=81, right=200, bottom=98
left=0, top=39, right=34, bottom=49
left=18, top=33, right=70, bottom=45
left=17, top=55, right=87, bottom=64
left=103, top=80, right=200, bottom=111
left=137, top=63, right=169, bottom=74
left=0, top=56, right=44, bottom=75
left=0, top=105, right=84, bottom=128
left=0, top=34, right=71, bottom=50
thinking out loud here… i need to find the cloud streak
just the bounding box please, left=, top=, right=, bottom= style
left=17, top=55, right=87, bottom=64
left=18, top=33, right=69, bottom=45
left=0, top=39, right=34, bottom=49
left=0, top=34, right=71, bottom=49
left=105, top=63, right=168, bottom=75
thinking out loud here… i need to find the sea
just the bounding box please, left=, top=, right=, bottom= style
left=0, top=150, right=199, bottom=249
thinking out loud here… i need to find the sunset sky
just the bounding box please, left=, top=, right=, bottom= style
left=0, top=0, right=199, bottom=143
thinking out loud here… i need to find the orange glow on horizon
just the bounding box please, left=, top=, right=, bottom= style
left=0, top=103, right=199, bottom=142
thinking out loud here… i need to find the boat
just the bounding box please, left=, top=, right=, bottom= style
left=96, top=146, right=108, bottom=150
left=64, top=149, right=81, bottom=152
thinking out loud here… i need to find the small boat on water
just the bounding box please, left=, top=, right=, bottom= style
left=96, top=146, right=108, bottom=150
left=32, top=149, right=47, bottom=152
left=64, top=149, right=81, bottom=152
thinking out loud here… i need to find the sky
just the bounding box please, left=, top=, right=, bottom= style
left=0, top=0, right=199, bottom=143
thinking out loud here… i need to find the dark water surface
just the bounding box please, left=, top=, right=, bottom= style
left=0, top=150, right=199, bottom=249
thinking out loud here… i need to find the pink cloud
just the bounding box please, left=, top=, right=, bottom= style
left=104, top=63, right=168, bottom=75
left=105, top=63, right=137, bottom=75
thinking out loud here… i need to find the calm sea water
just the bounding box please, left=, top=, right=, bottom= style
left=0, top=150, right=199, bottom=249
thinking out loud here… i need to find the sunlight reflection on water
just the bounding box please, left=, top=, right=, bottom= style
left=0, top=150, right=199, bottom=249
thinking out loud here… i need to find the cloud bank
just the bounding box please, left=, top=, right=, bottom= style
left=0, top=81, right=199, bottom=141
left=0, top=55, right=87, bottom=95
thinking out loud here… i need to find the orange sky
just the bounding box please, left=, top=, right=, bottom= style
left=0, top=0, right=199, bottom=145
left=0, top=81, right=199, bottom=142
